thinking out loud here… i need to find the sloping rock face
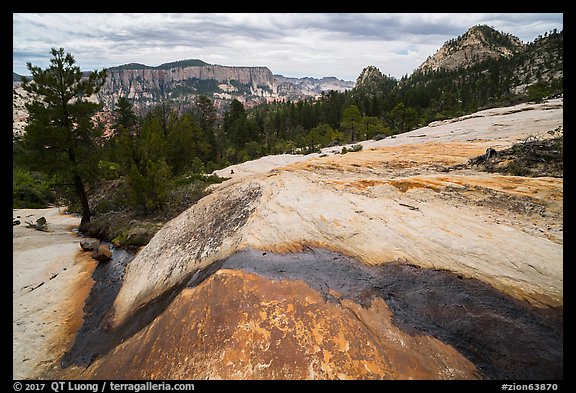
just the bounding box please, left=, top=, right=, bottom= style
left=88, top=269, right=480, bottom=379
left=418, top=25, right=525, bottom=72
left=55, top=99, right=562, bottom=380
left=112, top=100, right=563, bottom=327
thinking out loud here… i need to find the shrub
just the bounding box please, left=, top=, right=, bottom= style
left=13, top=168, right=56, bottom=208
left=98, top=160, right=122, bottom=180
left=506, top=161, right=528, bottom=176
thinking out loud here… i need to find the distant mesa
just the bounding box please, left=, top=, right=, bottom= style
left=12, top=23, right=562, bottom=137
left=108, top=59, right=211, bottom=71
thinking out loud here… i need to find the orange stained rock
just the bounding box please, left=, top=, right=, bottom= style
left=324, top=173, right=562, bottom=201
left=57, top=251, right=98, bottom=343
left=86, top=269, right=480, bottom=380
left=287, top=141, right=493, bottom=173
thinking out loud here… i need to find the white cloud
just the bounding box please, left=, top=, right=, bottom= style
left=13, top=13, right=563, bottom=81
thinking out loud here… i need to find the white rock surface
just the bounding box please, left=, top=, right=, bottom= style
left=13, top=208, right=97, bottom=379
left=112, top=99, right=563, bottom=326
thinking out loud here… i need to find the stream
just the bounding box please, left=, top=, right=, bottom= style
left=62, top=247, right=563, bottom=379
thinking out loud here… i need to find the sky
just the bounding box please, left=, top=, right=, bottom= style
left=13, top=13, right=563, bottom=81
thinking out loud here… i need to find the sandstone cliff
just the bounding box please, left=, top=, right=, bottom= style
left=99, top=63, right=277, bottom=110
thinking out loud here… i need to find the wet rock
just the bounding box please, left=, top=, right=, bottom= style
left=66, top=248, right=562, bottom=380
left=92, top=244, right=112, bottom=262
left=61, top=248, right=135, bottom=369
left=87, top=269, right=481, bottom=380
left=80, top=239, right=100, bottom=252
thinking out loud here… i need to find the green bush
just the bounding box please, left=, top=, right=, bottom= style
left=98, top=160, right=122, bottom=180
left=506, top=161, right=528, bottom=176
left=13, top=168, right=56, bottom=208
left=126, top=160, right=171, bottom=213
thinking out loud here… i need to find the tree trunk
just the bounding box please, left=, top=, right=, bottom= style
left=74, top=174, right=91, bottom=227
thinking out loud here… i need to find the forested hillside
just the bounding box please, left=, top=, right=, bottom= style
left=13, top=26, right=563, bottom=246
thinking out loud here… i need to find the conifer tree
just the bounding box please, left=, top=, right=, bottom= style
left=21, top=48, right=107, bottom=227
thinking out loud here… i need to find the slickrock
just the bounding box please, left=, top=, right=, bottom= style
left=112, top=99, right=563, bottom=329
left=13, top=208, right=98, bottom=379
left=89, top=269, right=481, bottom=380
left=18, top=99, right=562, bottom=380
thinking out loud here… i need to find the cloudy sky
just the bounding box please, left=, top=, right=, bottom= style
left=13, top=13, right=563, bottom=81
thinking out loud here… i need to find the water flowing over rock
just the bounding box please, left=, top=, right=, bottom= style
left=16, top=99, right=563, bottom=380
left=87, top=99, right=562, bottom=380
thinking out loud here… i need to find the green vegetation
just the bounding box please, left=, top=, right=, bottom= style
left=12, top=30, right=562, bottom=245
left=12, top=168, right=57, bottom=208
left=109, top=59, right=210, bottom=71
left=15, top=48, right=107, bottom=227
left=157, top=59, right=210, bottom=69
left=109, top=63, right=152, bottom=71
left=170, top=78, right=220, bottom=96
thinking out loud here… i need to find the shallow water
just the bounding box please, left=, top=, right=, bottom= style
left=63, top=247, right=563, bottom=379
left=60, top=245, right=134, bottom=367
left=210, top=248, right=563, bottom=379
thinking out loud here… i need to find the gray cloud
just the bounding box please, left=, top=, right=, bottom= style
left=13, top=13, right=563, bottom=81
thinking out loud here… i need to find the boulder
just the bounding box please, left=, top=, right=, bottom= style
left=126, top=227, right=153, bottom=247
left=24, top=217, right=48, bottom=231
left=80, top=239, right=100, bottom=252
left=92, top=244, right=112, bottom=262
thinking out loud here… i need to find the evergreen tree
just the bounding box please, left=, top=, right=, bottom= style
left=125, top=110, right=171, bottom=213
left=114, top=96, right=138, bottom=130
left=388, top=103, right=419, bottom=133
left=304, top=123, right=344, bottom=149
left=20, top=48, right=107, bottom=227
left=194, top=95, right=218, bottom=162
left=341, top=105, right=362, bottom=142
left=223, top=99, right=249, bottom=149
left=109, top=97, right=139, bottom=172
left=166, top=111, right=209, bottom=175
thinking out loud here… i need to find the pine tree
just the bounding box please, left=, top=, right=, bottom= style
left=341, top=105, right=362, bottom=142
left=20, top=48, right=107, bottom=227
